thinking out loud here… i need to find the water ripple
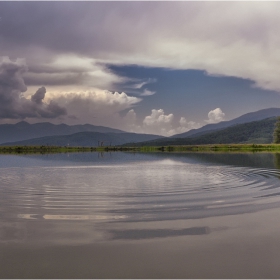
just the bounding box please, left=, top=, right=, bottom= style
left=1, top=163, right=280, bottom=222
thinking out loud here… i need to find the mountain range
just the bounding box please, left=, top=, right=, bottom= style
left=171, top=107, right=280, bottom=138
left=0, top=121, right=125, bottom=144
left=1, top=131, right=164, bottom=147
left=1, top=107, right=280, bottom=146
left=127, top=117, right=277, bottom=146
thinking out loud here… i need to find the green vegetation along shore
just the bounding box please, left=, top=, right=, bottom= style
left=2, top=144, right=280, bottom=154
left=0, top=146, right=95, bottom=154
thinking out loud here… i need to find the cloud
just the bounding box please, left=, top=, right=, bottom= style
left=52, top=90, right=140, bottom=108
left=205, top=108, right=225, bottom=124
left=48, top=90, right=141, bottom=126
left=124, top=109, right=137, bottom=124
left=31, top=87, right=46, bottom=104
left=1, top=2, right=280, bottom=91
left=142, top=109, right=174, bottom=136
left=121, top=78, right=157, bottom=96
left=131, top=78, right=157, bottom=89
left=143, top=109, right=173, bottom=126
left=121, top=109, right=202, bottom=136
left=177, top=117, right=201, bottom=133
left=140, top=89, right=156, bottom=96
left=23, top=55, right=125, bottom=89
left=2, top=2, right=279, bottom=130
left=122, top=109, right=143, bottom=133
left=0, top=56, right=144, bottom=126
left=0, top=57, right=66, bottom=120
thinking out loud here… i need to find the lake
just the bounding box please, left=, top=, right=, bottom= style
left=1, top=152, right=280, bottom=278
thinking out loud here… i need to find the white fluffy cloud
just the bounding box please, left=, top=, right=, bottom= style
left=143, top=109, right=174, bottom=135
left=177, top=117, right=201, bottom=134
left=143, top=109, right=173, bottom=126
left=45, top=90, right=141, bottom=126
left=205, top=108, right=225, bottom=124
left=122, top=109, right=201, bottom=136
left=120, top=108, right=226, bottom=136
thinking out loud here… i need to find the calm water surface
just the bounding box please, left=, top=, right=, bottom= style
left=1, top=152, right=280, bottom=278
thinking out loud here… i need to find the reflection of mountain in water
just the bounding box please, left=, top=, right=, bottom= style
left=164, top=152, right=278, bottom=169
left=274, top=153, right=280, bottom=170
left=124, top=152, right=279, bottom=169
left=3, top=151, right=280, bottom=170
left=109, top=227, right=210, bottom=240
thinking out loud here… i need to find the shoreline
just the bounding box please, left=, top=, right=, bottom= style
left=1, top=143, right=280, bottom=154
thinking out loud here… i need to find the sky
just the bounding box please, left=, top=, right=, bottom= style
left=1, top=1, right=280, bottom=136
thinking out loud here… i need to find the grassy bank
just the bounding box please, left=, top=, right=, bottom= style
left=137, top=144, right=280, bottom=152
left=2, top=144, right=280, bottom=154
left=0, top=146, right=94, bottom=154
left=0, top=145, right=142, bottom=154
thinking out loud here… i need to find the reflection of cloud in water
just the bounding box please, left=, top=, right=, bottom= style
left=17, top=214, right=37, bottom=220
left=109, top=227, right=210, bottom=240
left=156, top=159, right=186, bottom=165
left=43, top=214, right=127, bottom=221
left=18, top=214, right=127, bottom=221
left=42, top=165, right=130, bottom=169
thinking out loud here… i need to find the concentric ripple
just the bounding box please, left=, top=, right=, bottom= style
left=1, top=158, right=280, bottom=223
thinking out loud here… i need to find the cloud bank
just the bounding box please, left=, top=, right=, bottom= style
left=121, top=109, right=202, bottom=136
left=50, top=90, right=141, bottom=125
left=0, top=57, right=141, bottom=126
left=0, top=57, right=66, bottom=120
left=1, top=2, right=280, bottom=91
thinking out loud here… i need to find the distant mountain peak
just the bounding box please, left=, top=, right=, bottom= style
left=0, top=121, right=126, bottom=144
left=15, top=121, right=29, bottom=125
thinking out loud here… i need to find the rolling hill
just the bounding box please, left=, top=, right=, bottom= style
left=171, top=107, right=280, bottom=139
left=0, top=121, right=125, bottom=144
left=0, top=131, right=164, bottom=147
left=125, top=117, right=278, bottom=146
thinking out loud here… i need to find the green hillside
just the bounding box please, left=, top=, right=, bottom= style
left=0, top=121, right=125, bottom=144
left=0, top=131, right=163, bottom=147
left=126, top=117, right=278, bottom=146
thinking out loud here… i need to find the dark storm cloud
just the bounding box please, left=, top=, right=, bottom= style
left=1, top=1, right=280, bottom=91
left=19, top=58, right=122, bottom=89
left=0, top=1, right=273, bottom=56
left=0, top=57, right=66, bottom=119
left=0, top=2, right=107, bottom=56
left=25, top=65, right=88, bottom=86
left=24, top=64, right=93, bottom=86
left=0, top=1, right=148, bottom=54
left=31, top=87, right=46, bottom=104
left=24, top=72, right=86, bottom=86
